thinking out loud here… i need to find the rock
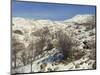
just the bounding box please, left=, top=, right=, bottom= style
left=83, top=40, right=95, bottom=49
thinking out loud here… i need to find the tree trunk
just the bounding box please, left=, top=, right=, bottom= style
left=30, top=57, right=32, bottom=72
left=14, top=54, right=16, bottom=68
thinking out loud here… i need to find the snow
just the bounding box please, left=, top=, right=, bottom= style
left=12, top=14, right=96, bottom=74
left=65, top=14, right=95, bottom=24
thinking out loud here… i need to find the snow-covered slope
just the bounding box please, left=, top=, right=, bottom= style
left=12, top=14, right=96, bottom=74
left=64, top=14, right=95, bottom=24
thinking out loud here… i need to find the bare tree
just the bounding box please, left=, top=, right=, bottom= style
left=21, top=51, right=28, bottom=66
left=12, top=37, right=25, bottom=68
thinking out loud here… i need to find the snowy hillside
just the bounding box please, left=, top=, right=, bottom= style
left=12, top=14, right=96, bottom=74
left=65, top=14, right=95, bottom=24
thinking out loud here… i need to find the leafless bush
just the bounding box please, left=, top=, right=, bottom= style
left=55, top=30, right=79, bottom=59
left=35, top=36, right=46, bottom=56
left=29, top=27, right=51, bottom=58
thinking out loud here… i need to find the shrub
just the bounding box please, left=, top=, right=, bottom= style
left=55, top=30, right=78, bottom=59
left=35, top=36, right=46, bottom=56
